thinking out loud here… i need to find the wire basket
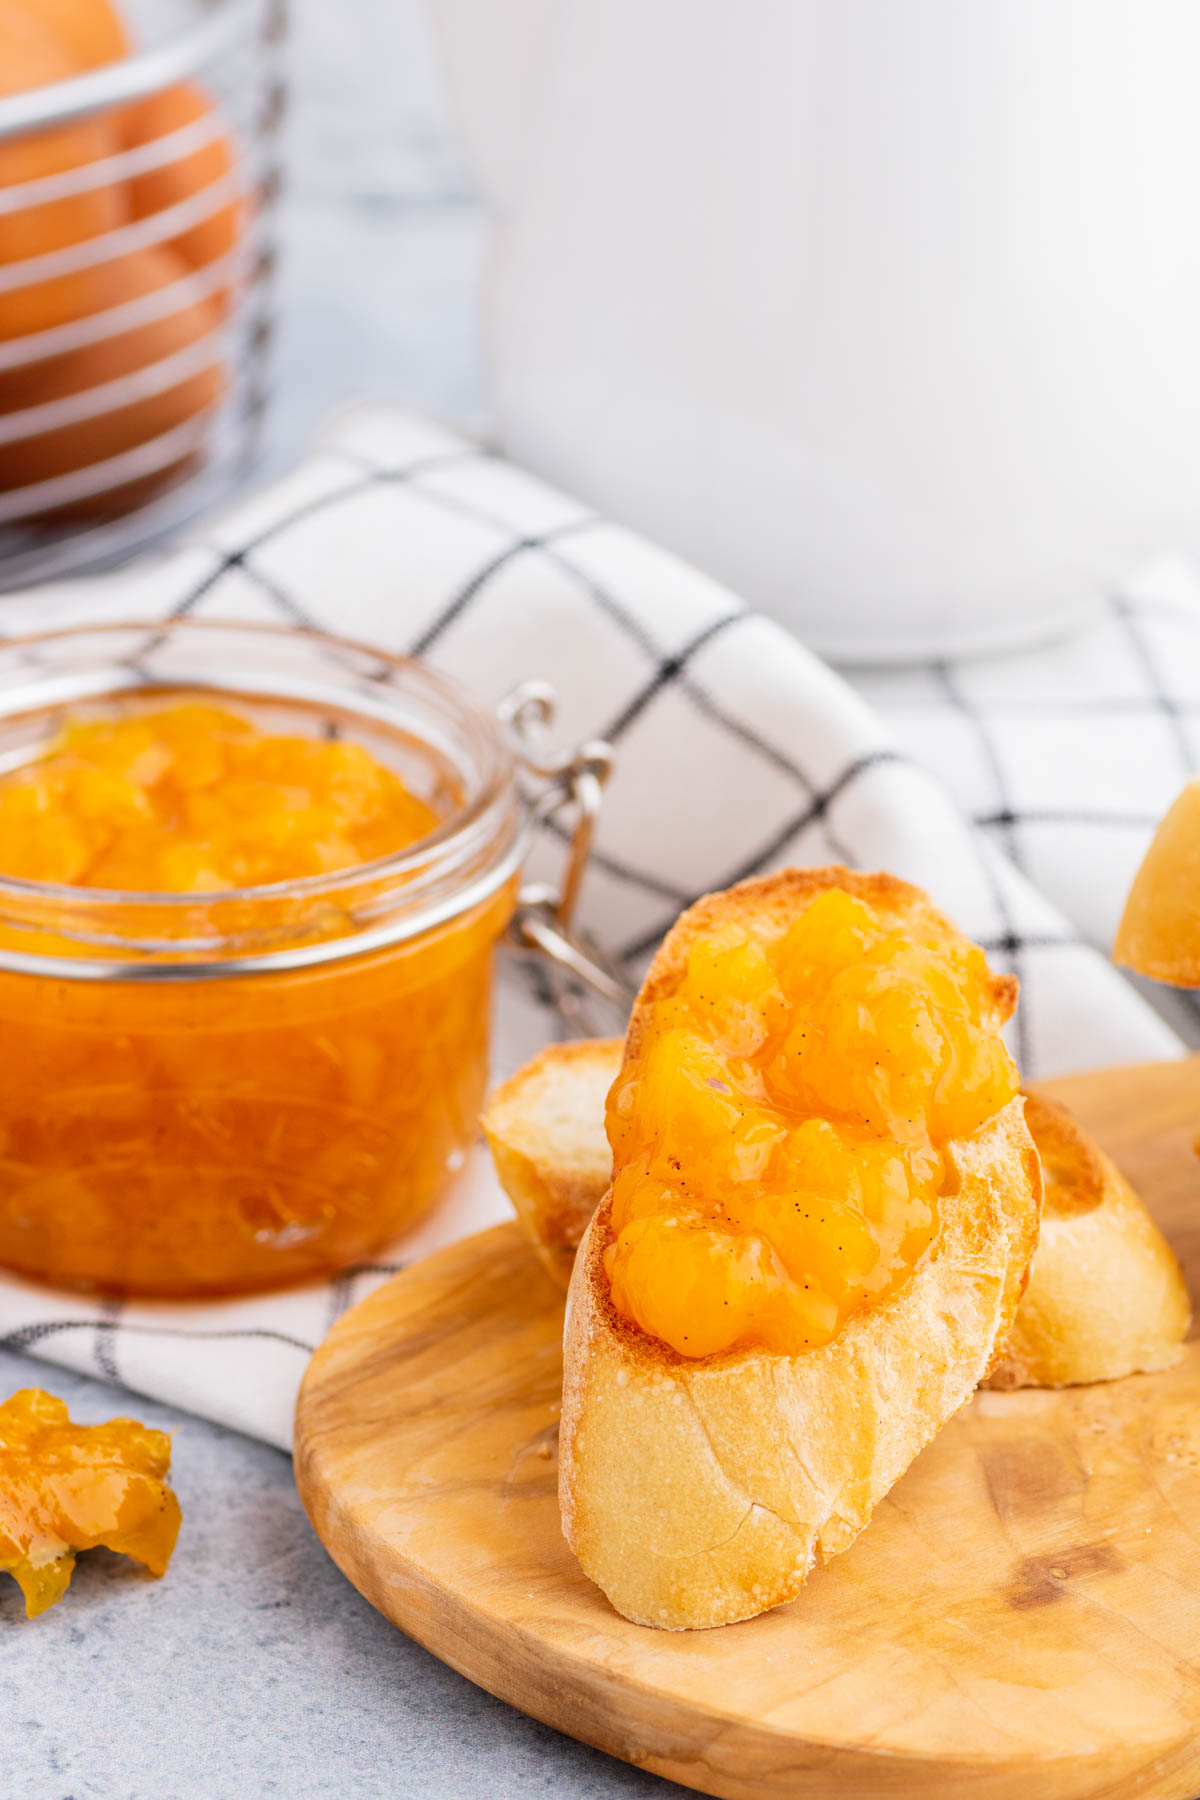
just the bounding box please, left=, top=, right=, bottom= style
left=0, top=0, right=285, bottom=590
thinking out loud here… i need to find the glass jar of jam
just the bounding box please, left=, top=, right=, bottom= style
left=0, top=619, right=603, bottom=1299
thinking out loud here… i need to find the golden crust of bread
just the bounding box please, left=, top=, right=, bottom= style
left=557, top=868, right=1041, bottom=1630
left=481, top=1040, right=619, bottom=1289
left=984, top=1092, right=1190, bottom=1389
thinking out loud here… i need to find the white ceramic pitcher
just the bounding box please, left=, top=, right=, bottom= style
left=425, top=0, right=1200, bottom=660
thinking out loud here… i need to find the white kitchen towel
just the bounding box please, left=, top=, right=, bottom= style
left=0, top=403, right=1186, bottom=1450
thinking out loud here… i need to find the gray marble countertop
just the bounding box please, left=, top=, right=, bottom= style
left=4, top=7, right=689, bottom=1797
left=1, top=1350, right=686, bottom=1800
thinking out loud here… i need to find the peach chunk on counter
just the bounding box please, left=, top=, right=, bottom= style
left=0, top=1387, right=181, bottom=1617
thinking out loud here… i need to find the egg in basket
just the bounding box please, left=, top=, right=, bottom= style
left=0, top=0, right=282, bottom=582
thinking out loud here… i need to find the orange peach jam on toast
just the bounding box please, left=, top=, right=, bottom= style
left=604, top=884, right=1019, bottom=1357
left=0, top=702, right=438, bottom=892
left=0, top=1388, right=181, bottom=1617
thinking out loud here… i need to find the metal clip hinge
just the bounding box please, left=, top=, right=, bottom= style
left=499, top=681, right=635, bottom=1030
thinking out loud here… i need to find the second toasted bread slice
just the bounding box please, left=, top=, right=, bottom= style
left=482, top=1039, right=618, bottom=1291
left=985, top=1092, right=1190, bottom=1387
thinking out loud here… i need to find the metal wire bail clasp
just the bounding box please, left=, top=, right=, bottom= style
left=499, top=681, right=633, bottom=1020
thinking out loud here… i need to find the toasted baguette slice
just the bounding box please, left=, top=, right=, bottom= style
left=557, top=867, right=1042, bottom=1629
left=481, top=1039, right=619, bottom=1290
left=984, top=1091, right=1190, bottom=1388
left=486, top=1040, right=1191, bottom=1391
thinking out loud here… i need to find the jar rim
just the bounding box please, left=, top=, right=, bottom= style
left=0, top=617, right=524, bottom=979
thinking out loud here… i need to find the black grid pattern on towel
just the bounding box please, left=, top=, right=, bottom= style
left=145, top=433, right=903, bottom=960
left=0, top=412, right=1186, bottom=1440
left=932, top=660, right=1031, bottom=1072
left=856, top=576, right=1200, bottom=1027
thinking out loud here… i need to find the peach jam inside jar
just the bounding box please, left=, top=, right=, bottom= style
left=0, top=621, right=524, bottom=1298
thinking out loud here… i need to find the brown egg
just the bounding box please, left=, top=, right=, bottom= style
left=0, top=244, right=224, bottom=516
left=20, top=0, right=128, bottom=69
left=121, top=82, right=243, bottom=279
left=0, top=0, right=240, bottom=519
left=0, top=5, right=128, bottom=340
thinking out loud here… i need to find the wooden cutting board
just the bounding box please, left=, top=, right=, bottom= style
left=294, top=1059, right=1200, bottom=1800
